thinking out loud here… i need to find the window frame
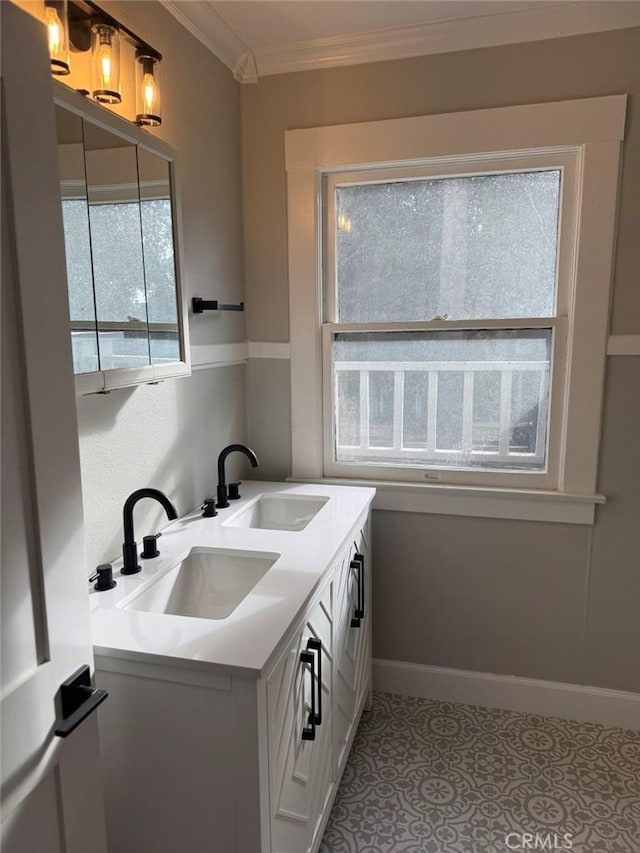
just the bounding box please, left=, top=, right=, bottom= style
left=285, top=97, right=626, bottom=523
left=322, top=153, right=578, bottom=489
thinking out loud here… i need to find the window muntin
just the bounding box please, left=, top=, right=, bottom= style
left=323, top=157, right=573, bottom=485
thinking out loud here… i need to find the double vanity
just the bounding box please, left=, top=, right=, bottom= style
left=90, top=481, right=374, bottom=853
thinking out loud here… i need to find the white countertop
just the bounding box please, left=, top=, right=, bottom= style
left=90, top=481, right=375, bottom=678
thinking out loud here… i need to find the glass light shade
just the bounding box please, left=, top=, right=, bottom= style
left=45, top=1, right=70, bottom=75
left=91, top=23, right=121, bottom=104
left=135, top=53, right=162, bottom=127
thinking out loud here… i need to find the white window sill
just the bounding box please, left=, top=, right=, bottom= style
left=287, top=477, right=605, bottom=524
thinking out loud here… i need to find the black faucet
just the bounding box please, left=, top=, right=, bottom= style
left=216, top=444, right=259, bottom=508
left=121, top=488, right=178, bottom=575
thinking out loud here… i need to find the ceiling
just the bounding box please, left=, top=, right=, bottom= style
left=211, top=1, right=549, bottom=46
left=160, top=0, right=640, bottom=82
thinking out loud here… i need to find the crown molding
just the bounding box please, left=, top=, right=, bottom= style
left=233, top=52, right=259, bottom=85
left=163, top=1, right=640, bottom=84
left=251, top=2, right=640, bottom=78
left=159, top=0, right=257, bottom=83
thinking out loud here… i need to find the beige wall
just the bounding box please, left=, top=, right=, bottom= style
left=241, top=28, right=640, bottom=692
left=73, top=1, right=248, bottom=568
left=242, top=27, right=640, bottom=342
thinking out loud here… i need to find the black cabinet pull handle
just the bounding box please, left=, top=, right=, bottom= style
left=350, top=558, right=361, bottom=627
left=300, top=649, right=316, bottom=741
left=54, top=665, right=108, bottom=738
left=350, top=552, right=365, bottom=626
left=356, top=553, right=365, bottom=619
left=307, top=638, right=322, bottom=726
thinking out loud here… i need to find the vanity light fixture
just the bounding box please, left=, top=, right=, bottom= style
left=45, top=0, right=71, bottom=76
left=91, top=22, right=121, bottom=104
left=44, top=0, right=163, bottom=126
left=135, top=50, right=162, bottom=127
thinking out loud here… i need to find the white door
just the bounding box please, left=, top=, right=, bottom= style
left=1, top=5, right=108, bottom=852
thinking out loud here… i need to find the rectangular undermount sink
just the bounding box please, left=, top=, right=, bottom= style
left=124, top=547, right=279, bottom=620
left=224, top=494, right=329, bottom=532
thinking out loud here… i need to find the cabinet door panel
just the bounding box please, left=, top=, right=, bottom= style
left=334, top=548, right=358, bottom=774
left=267, top=584, right=334, bottom=853
left=354, top=515, right=372, bottom=714
left=334, top=515, right=371, bottom=776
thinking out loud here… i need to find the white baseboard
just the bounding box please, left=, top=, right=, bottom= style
left=373, top=658, right=640, bottom=730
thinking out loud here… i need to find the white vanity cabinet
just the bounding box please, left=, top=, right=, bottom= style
left=266, top=509, right=371, bottom=853
left=94, top=499, right=373, bottom=853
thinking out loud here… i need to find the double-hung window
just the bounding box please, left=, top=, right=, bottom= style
left=286, top=97, right=625, bottom=522
left=324, top=154, right=576, bottom=489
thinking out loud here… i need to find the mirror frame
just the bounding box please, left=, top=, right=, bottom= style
left=53, top=81, right=191, bottom=394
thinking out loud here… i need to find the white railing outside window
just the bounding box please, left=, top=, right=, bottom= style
left=334, top=359, right=549, bottom=470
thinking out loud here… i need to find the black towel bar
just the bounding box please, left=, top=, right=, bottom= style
left=192, top=298, right=244, bottom=313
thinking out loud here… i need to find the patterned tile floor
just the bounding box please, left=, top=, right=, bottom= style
left=320, top=692, right=640, bottom=853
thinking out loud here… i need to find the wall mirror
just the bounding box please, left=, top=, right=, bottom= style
left=54, top=84, right=190, bottom=393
